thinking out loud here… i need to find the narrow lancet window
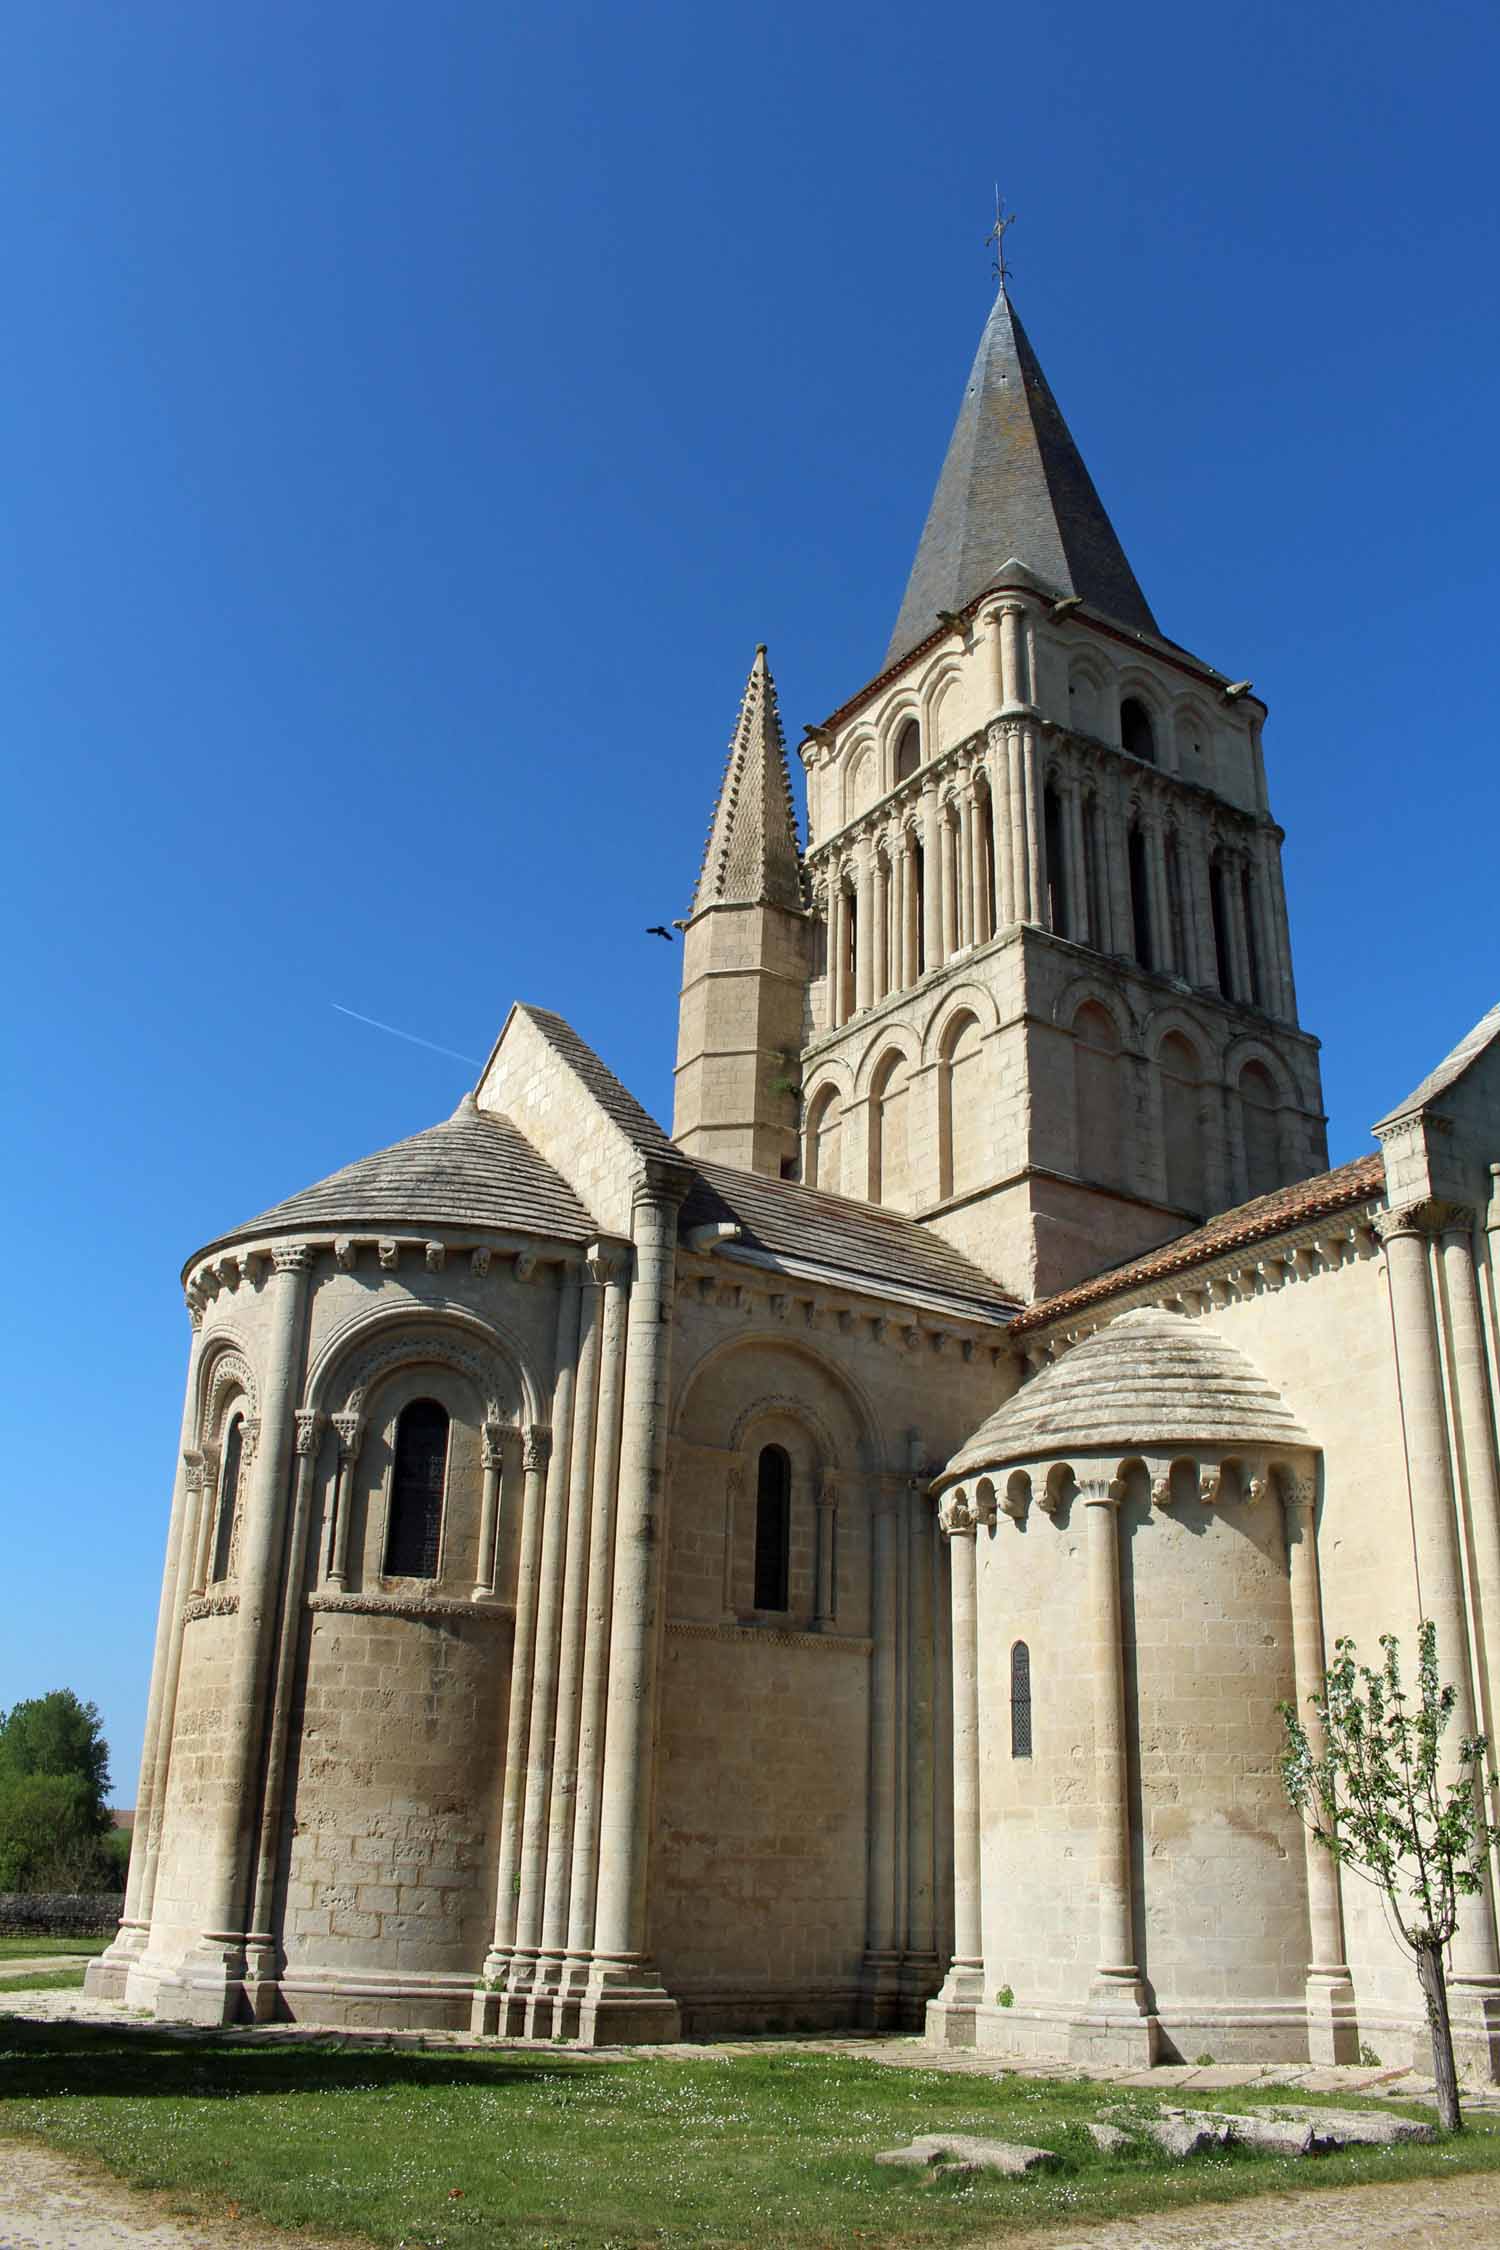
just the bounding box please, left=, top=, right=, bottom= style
left=894, top=718, right=921, bottom=784
left=385, top=1399, right=449, bottom=1579
left=210, top=1414, right=244, bottom=1584
left=753, top=1443, right=791, bottom=1612
left=1043, top=784, right=1068, bottom=936
left=1120, top=697, right=1156, bottom=764
left=1127, top=824, right=1152, bottom=968
left=1011, top=1640, right=1033, bottom=1758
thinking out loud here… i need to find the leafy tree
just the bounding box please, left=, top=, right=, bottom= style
left=1280, top=1622, right=1499, bottom=2132
left=0, top=1691, right=116, bottom=1892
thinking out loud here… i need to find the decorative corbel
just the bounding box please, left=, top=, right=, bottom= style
left=377, top=1240, right=400, bottom=1272
left=425, top=1241, right=445, bottom=1274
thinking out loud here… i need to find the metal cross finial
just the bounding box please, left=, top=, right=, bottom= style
left=986, top=188, right=1016, bottom=287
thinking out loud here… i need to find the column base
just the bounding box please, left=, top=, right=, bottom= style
left=84, top=1919, right=146, bottom=2005
left=152, top=1935, right=249, bottom=2027
left=859, top=1948, right=907, bottom=2031
left=575, top=1955, right=681, bottom=2047
left=1448, top=1980, right=1500, bottom=2086
left=1066, top=1975, right=1160, bottom=2066
left=242, top=1935, right=282, bottom=2024
left=523, top=1953, right=568, bottom=2040
left=1305, top=1968, right=1360, bottom=2065
left=925, top=1958, right=984, bottom=2049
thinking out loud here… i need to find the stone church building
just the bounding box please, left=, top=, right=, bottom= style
left=93, top=281, right=1500, bottom=2079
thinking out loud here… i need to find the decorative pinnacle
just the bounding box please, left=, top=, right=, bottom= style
left=986, top=188, right=1016, bottom=288
left=691, top=645, right=804, bottom=917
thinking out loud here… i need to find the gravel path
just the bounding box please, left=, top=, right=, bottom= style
left=3, top=2139, right=1499, bottom=2250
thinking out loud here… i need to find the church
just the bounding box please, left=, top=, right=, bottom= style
left=91, top=276, right=1500, bottom=2080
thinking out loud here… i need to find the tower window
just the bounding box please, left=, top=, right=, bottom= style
left=1210, top=857, right=1233, bottom=996
left=385, top=1399, right=449, bottom=1579
left=1127, top=824, right=1152, bottom=968
left=1010, top=1641, right=1033, bottom=1758
left=1043, top=784, right=1068, bottom=937
left=894, top=718, right=921, bottom=784
left=753, top=1444, right=791, bottom=1612
left=1120, top=697, right=1156, bottom=764
left=1242, top=865, right=1264, bottom=1006
left=210, top=1413, right=244, bottom=1585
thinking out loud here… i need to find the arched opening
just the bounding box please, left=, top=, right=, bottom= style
left=1073, top=1000, right=1123, bottom=1189
left=384, top=1398, right=450, bottom=1579
left=846, top=748, right=877, bottom=821
left=912, top=837, right=926, bottom=976
left=894, top=717, right=921, bottom=784
left=868, top=1048, right=911, bottom=1206
left=973, top=772, right=997, bottom=941
left=1159, top=1032, right=1206, bottom=1213
left=1127, top=823, right=1153, bottom=968
left=1043, top=782, right=1069, bottom=937
left=210, top=1412, right=244, bottom=1584
left=1082, top=793, right=1107, bottom=947
left=1164, top=829, right=1186, bottom=975
left=1240, top=1061, right=1281, bottom=1199
left=805, top=1084, right=842, bottom=1193
left=940, top=1011, right=985, bottom=1199
left=753, top=1443, right=791, bottom=1612
left=1010, top=1641, right=1033, bottom=1758
left=1209, top=856, right=1233, bottom=996
left=1242, top=864, right=1264, bottom=1006
left=1121, top=696, right=1156, bottom=764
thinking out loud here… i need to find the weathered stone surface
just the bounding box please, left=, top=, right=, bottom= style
left=1146, top=2111, right=1234, bottom=2158
left=1085, top=2120, right=1136, bottom=2153
left=874, top=2134, right=1060, bottom=2176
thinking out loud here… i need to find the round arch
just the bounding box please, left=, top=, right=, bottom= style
left=304, top=1300, right=540, bottom=1427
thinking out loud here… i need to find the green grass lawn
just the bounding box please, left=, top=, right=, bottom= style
left=0, top=1970, right=88, bottom=1993
left=1, top=2020, right=1494, bottom=2249
left=0, top=1936, right=110, bottom=1960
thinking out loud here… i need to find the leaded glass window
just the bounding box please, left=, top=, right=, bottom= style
left=1010, top=1640, right=1032, bottom=1759
left=384, top=1400, right=449, bottom=1579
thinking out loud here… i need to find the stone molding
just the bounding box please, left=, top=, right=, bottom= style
left=667, top=1618, right=872, bottom=1657
left=307, top=1590, right=514, bottom=1624
left=940, top=1448, right=1302, bottom=1529
left=183, top=1591, right=240, bottom=1622
left=1374, top=1199, right=1474, bottom=1244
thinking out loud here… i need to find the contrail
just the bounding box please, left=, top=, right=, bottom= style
left=331, top=1003, right=483, bottom=1068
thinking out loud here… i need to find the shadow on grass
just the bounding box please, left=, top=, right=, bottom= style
left=0, top=2015, right=591, bottom=2106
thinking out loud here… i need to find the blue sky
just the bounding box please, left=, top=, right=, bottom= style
left=3, top=0, right=1496, bottom=1797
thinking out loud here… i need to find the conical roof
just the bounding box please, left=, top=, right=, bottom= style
left=941, top=1307, right=1309, bottom=1484
left=885, top=289, right=1157, bottom=670
left=193, top=1097, right=595, bottom=1260
left=692, top=645, right=803, bottom=915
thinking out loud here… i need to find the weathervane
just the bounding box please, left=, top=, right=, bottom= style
left=986, top=188, right=1016, bottom=287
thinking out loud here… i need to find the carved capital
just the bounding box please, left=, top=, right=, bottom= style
left=332, top=1410, right=363, bottom=1463
left=1375, top=1199, right=1474, bottom=1245
left=238, top=1419, right=261, bottom=1473
left=522, top=1426, right=552, bottom=1475
left=1078, top=1473, right=1124, bottom=1508
left=294, top=1410, right=325, bottom=1457
left=272, top=1243, right=314, bottom=1275
left=1280, top=1473, right=1317, bottom=1531
left=938, top=1488, right=975, bottom=1537
left=817, top=1470, right=841, bottom=1512
left=586, top=1241, right=624, bottom=1288
left=480, top=1419, right=507, bottom=1470
left=634, top=1155, right=693, bottom=1211
left=183, top=1447, right=207, bottom=1492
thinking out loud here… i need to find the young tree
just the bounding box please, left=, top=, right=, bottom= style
left=1280, top=1621, right=1499, bottom=2133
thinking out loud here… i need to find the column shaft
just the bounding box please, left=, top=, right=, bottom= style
left=1281, top=1474, right=1356, bottom=2058
left=872, top=854, right=890, bottom=1003
left=484, top=1426, right=553, bottom=1975
left=855, top=846, right=875, bottom=1012
left=921, top=788, right=943, bottom=968
left=991, top=744, right=1015, bottom=927
left=1021, top=728, right=1045, bottom=921
left=1084, top=1485, right=1140, bottom=1988
left=939, top=810, right=958, bottom=958
left=1065, top=784, right=1090, bottom=945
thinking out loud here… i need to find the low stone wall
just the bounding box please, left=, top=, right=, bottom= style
left=0, top=1892, right=122, bottom=1938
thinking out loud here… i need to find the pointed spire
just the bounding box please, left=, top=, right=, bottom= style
left=692, top=645, right=803, bottom=916
left=884, top=287, right=1157, bottom=670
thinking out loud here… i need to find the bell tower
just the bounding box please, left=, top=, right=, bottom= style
left=793, top=284, right=1328, bottom=1300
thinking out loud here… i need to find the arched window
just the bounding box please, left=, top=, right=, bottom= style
left=1209, top=856, right=1233, bottom=996
left=1242, top=865, right=1264, bottom=1007
left=1082, top=794, right=1107, bottom=946
left=385, top=1399, right=449, bottom=1579
left=1127, top=823, right=1153, bottom=968
left=1164, top=829, right=1186, bottom=975
left=210, top=1413, right=244, bottom=1584
left=753, top=1444, right=791, bottom=1612
left=940, top=1011, right=985, bottom=1198
left=846, top=748, right=877, bottom=821
left=1043, top=783, right=1069, bottom=936
left=868, top=1048, right=911, bottom=1206
left=1073, top=1001, right=1123, bottom=1189
left=894, top=718, right=921, bottom=784
left=1120, top=696, right=1156, bottom=764
left=1010, top=1641, right=1033, bottom=1758
left=972, top=774, right=997, bottom=941
left=912, top=837, right=926, bottom=976
left=1240, top=1061, right=1281, bottom=1199
left=805, top=1084, right=843, bottom=1192
left=1159, top=1032, right=1206, bottom=1214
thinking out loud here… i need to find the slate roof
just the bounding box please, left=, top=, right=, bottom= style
left=940, top=1305, right=1310, bottom=1483
left=884, top=287, right=1158, bottom=670
left=693, top=647, right=804, bottom=915
left=203, top=1099, right=596, bottom=1253
left=1375, top=1000, right=1500, bottom=1129
left=1009, top=1152, right=1386, bottom=1336
left=681, top=1159, right=1015, bottom=1320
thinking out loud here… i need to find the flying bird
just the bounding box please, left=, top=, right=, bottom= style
left=646, top=925, right=676, bottom=942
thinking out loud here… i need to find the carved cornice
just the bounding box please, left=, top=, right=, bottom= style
left=666, top=1618, right=872, bottom=1657
left=183, top=1591, right=240, bottom=1622
left=308, top=1591, right=513, bottom=1625
left=1375, top=1199, right=1474, bottom=1244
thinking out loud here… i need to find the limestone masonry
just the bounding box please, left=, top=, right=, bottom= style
left=91, top=277, right=1500, bottom=2079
